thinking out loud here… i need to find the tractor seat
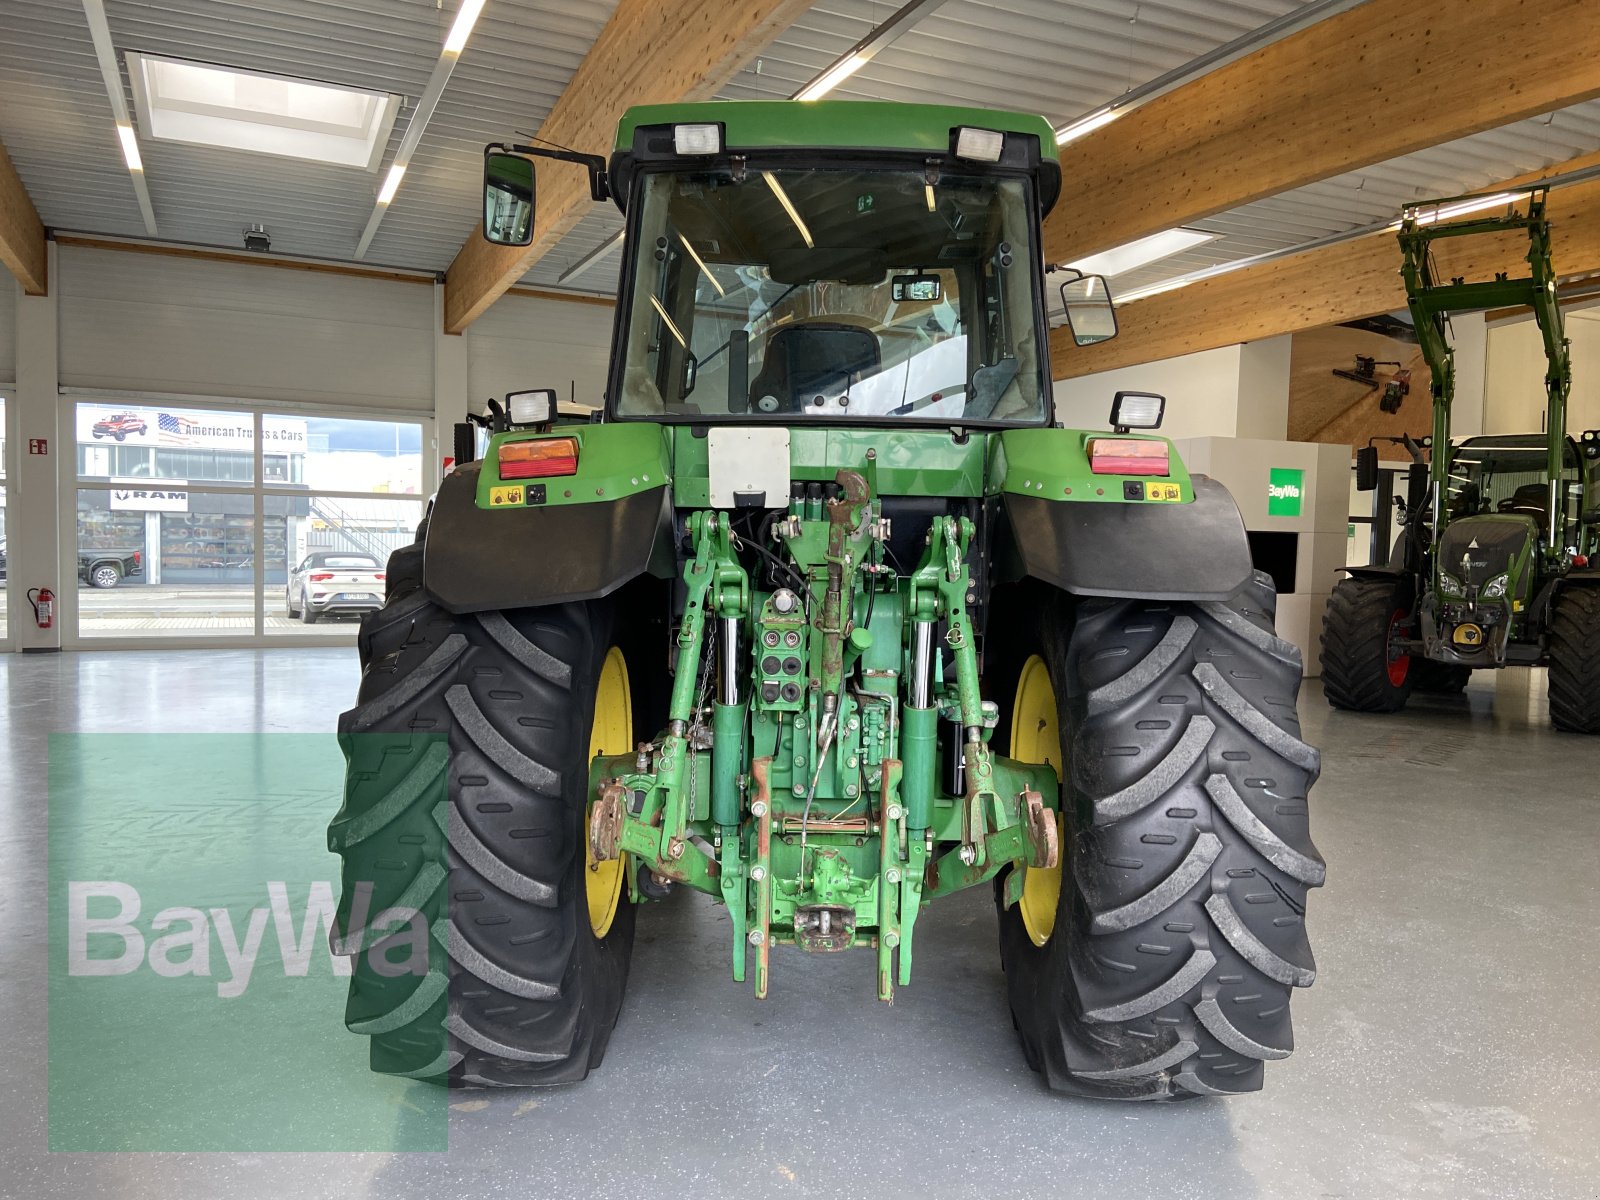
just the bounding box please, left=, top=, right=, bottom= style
left=1498, top=483, right=1550, bottom=533
left=749, top=322, right=880, bottom=413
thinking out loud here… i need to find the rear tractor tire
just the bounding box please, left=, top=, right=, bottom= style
left=1547, top=586, right=1600, bottom=734
left=1320, top=575, right=1414, bottom=713
left=993, top=572, right=1324, bottom=1099
left=328, top=585, right=637, bottom=1086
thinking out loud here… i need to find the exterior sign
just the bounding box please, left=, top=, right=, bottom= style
left=76, top=405, right=307, bottom=453
left=1267, top=467, right=1305, bottom=517
left=110, top=483, right=190, bottom=512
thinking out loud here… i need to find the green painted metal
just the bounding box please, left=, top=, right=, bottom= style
left=991, top=427, right=1194, bottom=503
left=473, top=422, right=670, bottom=508
left=582, top=470, right=1058, bottom=1000
left=1391, top=187, right=1600, bottom=670
left=615, top=100, right=1059, bottom=163
left=1399, top=188, right=1570, bottom=551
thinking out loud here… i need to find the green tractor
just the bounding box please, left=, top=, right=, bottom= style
left=1322, top=187, right=1600, bottom=731
left=329, top=102, right=1324, bottom=1100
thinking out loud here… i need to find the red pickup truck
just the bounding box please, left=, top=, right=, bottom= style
left=91, top=413, right=149, bottom=441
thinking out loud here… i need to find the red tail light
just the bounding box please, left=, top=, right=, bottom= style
left=1088, top=438, right=1170, bottom=476
left=133, top=551, right=141, bottom=566
left=309, top=572, right=334, bottom=582
left=499, top=436, right=579, bottom=480
left=375, top=572, right=386, bottom=580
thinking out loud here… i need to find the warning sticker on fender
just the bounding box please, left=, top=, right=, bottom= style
left=1143, top=482, right=1183, bottom=502
left=488, top=484, right=525, bottom=507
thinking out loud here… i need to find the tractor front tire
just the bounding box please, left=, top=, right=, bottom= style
left=329, top=588, right=637, bottom=1086
left=1547, top=586, right=1600, bottom=734
left=993, top=573, right=1324, bottom=1099
left=1320, top=576, right=1414, bottom=712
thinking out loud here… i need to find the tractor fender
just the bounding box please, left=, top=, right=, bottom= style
left=1337, top=564, right=1410, bottom=580
left=999, top=475, right=1255, bottom=602
left=1534, top=566, right=1600, bottom=627
left=422, top=462, right=675, bottom=614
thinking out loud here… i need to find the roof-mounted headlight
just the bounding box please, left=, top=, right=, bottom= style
left=954, top=127, right=1004, bottom=162
left=673, top=124, right=722, bottom=155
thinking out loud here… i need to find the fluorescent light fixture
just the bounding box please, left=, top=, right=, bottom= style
left=443, top=0, right=488, bottom=55
left=673, top=124, right=722, bottom=155
left=1066, top=228, right=1216, bottom=278
left=1395, top=192, right=1521, bottom=229
left=1114, top=277, right=1194, bottom=305
left=680, top=235, right=725, bottom=296
left=1055, top=108, right=1118, bottom=145
left=127, top=52, right=401, bottom=171
left=649, top=294, right=687, bottom=348
left=925, top=183, right=936, bottom=212
left=115, top=123, right=143, bottom=171
left=763, top=172, right=814, bottom=249
left=795, top=53, right=866, bottom=101
left=377, top=163, right=406, bottom=205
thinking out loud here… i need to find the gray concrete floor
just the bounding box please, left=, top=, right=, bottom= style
left=3, top=649, right=1597, bottom=1198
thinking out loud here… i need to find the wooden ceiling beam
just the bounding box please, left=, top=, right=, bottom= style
left=0, top=137, right=47, bottom=295
left=1053, top=153, right=1600, bottom=378
left=1043, top=0, right=1600, bottom=269
left=442, top=0, right=817, bottom=335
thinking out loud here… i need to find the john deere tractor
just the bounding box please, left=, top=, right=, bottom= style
left=1322, top=188, right=1600, bottom=731
left=329, top=102, right=1324, bottom=1100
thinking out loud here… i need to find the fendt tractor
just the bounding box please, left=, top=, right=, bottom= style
left=328, top=103, right=1325, bottom=1101
left=1322, top=188, right=1600, bottom=732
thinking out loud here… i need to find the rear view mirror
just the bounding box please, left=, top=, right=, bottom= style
left=484, top=152, right=535, bottom=246
left=891, top=273, right=942, bottom=302
left=1355, top=445, right=1379, bottom=491
left=1060, top=274, right=1117, bottom=346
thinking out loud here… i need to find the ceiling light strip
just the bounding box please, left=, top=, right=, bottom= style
left=355, top=0, right=489, bottom=258
left=1054, top=0, right=1369, bottom=145
left=789, top=0, right=957, bottom=101
left=81, top=0, right=157, bottom=234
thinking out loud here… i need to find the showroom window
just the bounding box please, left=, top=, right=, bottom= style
left=72, top=398, right=425, bottom=643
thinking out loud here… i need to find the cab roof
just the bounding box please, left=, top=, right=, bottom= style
left=615, top=100, right=1058, bottom=163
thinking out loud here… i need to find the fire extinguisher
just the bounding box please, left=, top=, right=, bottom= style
left=27, top=587, right=55, bottom=629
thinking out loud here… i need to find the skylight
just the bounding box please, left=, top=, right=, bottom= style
left=126, top=53, right=400, bottom=171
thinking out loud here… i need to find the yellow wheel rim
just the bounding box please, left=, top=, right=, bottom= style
left=585, top=646, right=632, bottom=938
left=1011, top=655, right=1063, bottom=947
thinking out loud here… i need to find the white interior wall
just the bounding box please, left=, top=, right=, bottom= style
left=1054, top=337, right=1292, bottom=441
left=465, top=292, right=614, bottom=412
left=1484, top=305, right=1600, bottom=435
left=56, top=245, right=436, bottom=412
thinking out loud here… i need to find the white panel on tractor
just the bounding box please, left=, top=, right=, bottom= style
left=708, top=428, right=791, bottom=509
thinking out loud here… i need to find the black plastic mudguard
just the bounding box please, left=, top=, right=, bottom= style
left=1000, top=476, right=1255, bottom=602
left=422, top=463, right=675, bottom=614
left=1338, top=564, right=1408, bottom=580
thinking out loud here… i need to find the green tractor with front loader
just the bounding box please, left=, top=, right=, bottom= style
left=1321, top=188, right=1600, bottom=731
left=328, top=102, right=1324, bottom=1101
